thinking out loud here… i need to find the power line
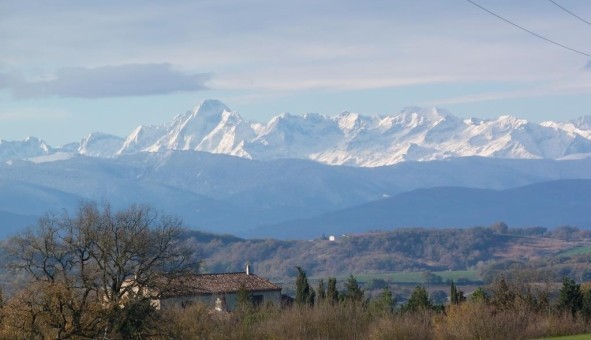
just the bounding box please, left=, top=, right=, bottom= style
left=466, top=0, right=591, bottom=58
left=548, top=0, right=591, bottom=27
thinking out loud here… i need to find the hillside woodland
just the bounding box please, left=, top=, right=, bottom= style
left=186, top=224, right=591, bottom=283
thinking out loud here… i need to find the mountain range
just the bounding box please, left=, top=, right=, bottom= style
left=2, top=99, right=591, bottom=167
left=0, top=99, right=590, bottom=239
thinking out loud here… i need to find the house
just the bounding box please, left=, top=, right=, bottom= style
left=153, top=265, right=282, bottom=311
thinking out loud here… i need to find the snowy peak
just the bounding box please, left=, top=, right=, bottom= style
left=193, top=99, right=230, bottom=118
left=118, top=124, right=168, bottom=155
left=247, top=112, right=344, bottom=160
left=78, top=132, right=124, bottom=157
left=0, top=137, right=53, bottom=162
left=161, top=100, right=234, bottom=150
left=134, top=99, right=257, bottom=158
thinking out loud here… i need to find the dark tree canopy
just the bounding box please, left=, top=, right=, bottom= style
left=342, top=275, right=364, bottom=304
left=405, top=285, right=432, bottom=312
left=326, top=277, right=339, bottom=305
left=295, top=266, right=315, bottom=306
left=558, top=277, right=583, bottom=316
left=317, top=279, right=326, bottom=303
left=370, top=287, right=395, bottom=314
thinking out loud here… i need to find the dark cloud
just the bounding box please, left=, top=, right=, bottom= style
left=11, top=63, right=209, bottom=98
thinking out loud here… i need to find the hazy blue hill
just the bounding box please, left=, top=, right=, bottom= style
left=255, top=179, right=591, bottom=239
left=0, top=211, right=37, bottom=238
left=0, top=152, right=590, bottom=237
left=0, top=180, right=84, bottom=216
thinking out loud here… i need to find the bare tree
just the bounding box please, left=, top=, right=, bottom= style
left=4, top=202, right=199, bottom=338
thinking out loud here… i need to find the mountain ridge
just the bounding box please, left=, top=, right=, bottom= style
left=2, top=99, right=591, bottom=167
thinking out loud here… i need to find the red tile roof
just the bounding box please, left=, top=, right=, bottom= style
left=162, top=272, right=281, bottom=298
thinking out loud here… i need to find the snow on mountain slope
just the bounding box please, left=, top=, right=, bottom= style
left=3, top=100, right=591, bottom=166
left=0, top=137, right=53, bottom=162
left=78, top=132, right=125, bottom=157
left=143, top=100, right=254, bottom=156
left=118, top=124, right=169, bottom=154
left=121, top=101, right=590, bottom=167
left=247, top=112, right=345, bottom=161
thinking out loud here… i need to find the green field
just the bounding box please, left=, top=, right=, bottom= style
left=556, top=246, right=591, bottom=258
left=348, top=270, right=480, bottom=285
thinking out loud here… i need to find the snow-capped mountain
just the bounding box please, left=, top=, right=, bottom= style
left=78, top=132, right=125, bottom=157
left=113, top=99, right=591, bottom=167
left=3, top=99, right=591, bottom=167
left=0, top=137, right=53, bottom=162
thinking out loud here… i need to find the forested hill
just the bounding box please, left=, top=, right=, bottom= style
left=181, top=225, right=591, bottom=282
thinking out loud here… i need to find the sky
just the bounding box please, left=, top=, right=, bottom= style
left=1, top=0, right=591, bottom=146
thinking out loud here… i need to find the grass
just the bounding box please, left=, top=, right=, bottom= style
left=556, top=246, right=591, bottom=258
left=540, top=334, right=591, bottom=339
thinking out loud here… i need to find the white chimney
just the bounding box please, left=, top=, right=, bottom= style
left=246, top=264, right=251, bottom=275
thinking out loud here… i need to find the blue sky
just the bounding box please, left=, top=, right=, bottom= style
left=1, top=0, right=590, bottom=145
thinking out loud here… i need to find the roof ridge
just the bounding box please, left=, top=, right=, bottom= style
left=196, top=271, right=248, bottom=276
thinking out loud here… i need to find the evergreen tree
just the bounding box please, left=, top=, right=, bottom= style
left=370, top=287, right=395, bottom=314
left=327, top=277, right=339, bottom=305
left=307, top=287, right=316, bottom=307
left=450, top=280, right=465, bottom=305
left=343, top=275, right=364, bottom=304
left=405, top=285, right=432, bottom=312
left=317, top=279, right=326, bottom=304
left=450, top=280, right=457, bottom=305
left=470, top=287, right=488, bottom=303
left=558, top=277, right=582, bottom=316
left=295, top=266, right=313, bottom=306
left=581, top=287, right=591, bottom=318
